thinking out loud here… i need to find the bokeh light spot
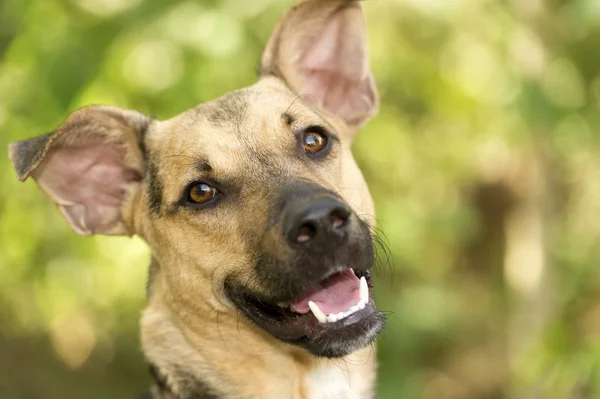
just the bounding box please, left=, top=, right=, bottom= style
left=75, top=0, right=143, bottom=17
left=122, top=40, right=183, bottom=92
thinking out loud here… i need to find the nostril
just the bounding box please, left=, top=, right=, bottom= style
left=330, top=208, right=350, bottom=230
left=296, top=223, right=317, bottom=243
left=331, top=214, right=345, bottom=229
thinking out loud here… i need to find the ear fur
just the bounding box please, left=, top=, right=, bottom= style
left=261, top=0, right=378, bottom=130
left=8, top=105, right=151, bottom=236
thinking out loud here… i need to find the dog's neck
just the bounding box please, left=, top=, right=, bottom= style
left=141, top=260, right=376, bottom=399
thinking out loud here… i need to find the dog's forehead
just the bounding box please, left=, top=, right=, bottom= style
left=144, top=79, right=337, bottom=201
left=153, top=78, right=343, bottom=164
left=151, top=79, right=316, bottom=157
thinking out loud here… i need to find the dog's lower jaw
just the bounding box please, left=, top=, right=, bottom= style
left=141, top=302, right=377, bottom=399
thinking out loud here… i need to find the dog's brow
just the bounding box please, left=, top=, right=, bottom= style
left=282, top=99, right=337, bottom=136
left=161, top=154, right=212, bottom=171
left=196, top=161, right=212, bottom=173
left=282, top=112, right=295, bottom=126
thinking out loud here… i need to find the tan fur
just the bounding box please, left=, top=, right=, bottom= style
left=132, top=77, right=377, bottom=398
left=8, top=1, right=382, bottom=397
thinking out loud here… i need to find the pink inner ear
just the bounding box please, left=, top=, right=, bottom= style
left=300, top=5, right=376, bottom=126
left=33, top=142, right=141, bottom=236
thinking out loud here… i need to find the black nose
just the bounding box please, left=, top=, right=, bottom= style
left=285, top=197, right=351, bottom=246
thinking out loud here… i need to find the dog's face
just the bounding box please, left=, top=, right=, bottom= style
left=8, top=0, right=385, bottom=358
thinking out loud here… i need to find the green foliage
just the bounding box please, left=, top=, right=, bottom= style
left=1, top=0, right=600, bottom=398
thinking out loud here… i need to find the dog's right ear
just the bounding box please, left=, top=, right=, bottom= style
left=261, top=0, right=378, bottom=131
left=8, top=105, right=151, bottom=236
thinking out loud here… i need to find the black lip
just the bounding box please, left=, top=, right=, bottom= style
left=225, top=268, right=386, bottom=357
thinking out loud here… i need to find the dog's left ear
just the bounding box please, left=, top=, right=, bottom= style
left=261, top=0, right=378, bottom=131
left=8, top=105, right=150, bottom=236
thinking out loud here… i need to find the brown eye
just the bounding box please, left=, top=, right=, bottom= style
left=303, top=131, right=327, bottom=154
left=188, top=183, right=217, bottom=204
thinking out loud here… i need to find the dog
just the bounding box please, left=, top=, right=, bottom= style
left=8, top=1, right=386, bottom=397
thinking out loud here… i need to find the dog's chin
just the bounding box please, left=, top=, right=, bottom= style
left=226, top=268, right=386, bottom=358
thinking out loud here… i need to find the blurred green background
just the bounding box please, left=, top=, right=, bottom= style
left=1, top=0, right=600, bottom=398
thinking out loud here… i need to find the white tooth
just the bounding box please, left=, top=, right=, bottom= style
left=331, top=303, right=364, bottom=323
left=360, top=276, right=369, bottom=304
left=308, top=301, right=327, bottom=323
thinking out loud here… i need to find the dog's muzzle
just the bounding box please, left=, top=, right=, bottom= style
left=225, top=182, right=386, bottom=358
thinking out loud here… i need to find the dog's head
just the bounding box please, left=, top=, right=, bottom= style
left=8, top=0, right=385, bottom=358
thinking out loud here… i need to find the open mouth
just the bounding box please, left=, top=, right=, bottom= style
left=278, top=268, right=371, bottom=323
left=228, top=267, right=386, bottom=357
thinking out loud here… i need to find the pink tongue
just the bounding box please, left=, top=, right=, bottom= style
left=290, top=269, right=360, bottom=315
